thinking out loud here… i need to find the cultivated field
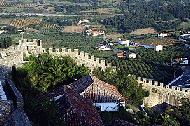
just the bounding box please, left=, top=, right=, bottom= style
left=10, top=18, right=42, bottom=28
left=133, top=38, right=177, bottom=46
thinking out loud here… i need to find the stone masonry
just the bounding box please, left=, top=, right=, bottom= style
left=1, top=39, right=190, bottom=107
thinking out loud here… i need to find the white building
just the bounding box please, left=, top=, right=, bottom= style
left=94, top=102, right=120, bottom=111
left=155, top=45, right=163, bottom=52
left=77, top=19, right=90, bottom=25
left=181, top=60, right=189, bottom=65
left=86, top=29, right=105, bottom=37
left=128, top=53, right=137, bottom=59
left=180, top=58, right=189, bottom=65
left=118, top=39, right=130, bottom=46
left=0, top=30, right=6, bottom=34
left=179, top=34, right=190, bottom=42
left=98, top=45, right=111, bottom=51
left=92, top=31, right=105, bottom=37
left=158, top=33, right=168, bottom=38
left=80, top=76, right=125, bottom=112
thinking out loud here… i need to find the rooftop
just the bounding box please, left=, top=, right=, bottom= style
left=82, top=76, right=125, bottom=103
left=169, top=67, right=190, bottom=88
left=47, top=76, right=104, bottom=126
left=0, top=81, right=7, bottom=101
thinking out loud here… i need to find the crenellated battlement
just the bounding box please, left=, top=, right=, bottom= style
left=20, top=39, right=190, bottom=93
left=20, top=39, right=111, bottom=71
left=19, top=39, right=42, bottom=47
left=3, top=39, right=190, bottom=107
left=45, top=47, right=109, bottom=70
left=137, top=76, right=190, bottom=107
left=137, top=76, right=190, bottom=94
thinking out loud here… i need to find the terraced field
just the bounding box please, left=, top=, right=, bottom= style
left=10, top=18, right=42, bottom=28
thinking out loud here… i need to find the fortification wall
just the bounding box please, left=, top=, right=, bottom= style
left=43, top=47, right=111, bottom=71
left=19, top=39, right=111, bottom=71
left=23, top=38, right=190, bottom=107
left=4, top=79, right=32, bottom=126
left=21, top=39, right=190, bottom=107
left=2, top=39, right=190, bottom=107
left=5, top=79, right=24, bottom=109
left=137, top=77, right=190, bottom=107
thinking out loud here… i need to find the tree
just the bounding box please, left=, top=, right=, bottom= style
left=0, top=37, right=12, bottom=48
left=162, top=113, right=180, bottom=126
left=93, top=67, right=149, bottom=106
left=22, top=54, right=90, bottom=92
left=11, top=53, right=90, bottom=126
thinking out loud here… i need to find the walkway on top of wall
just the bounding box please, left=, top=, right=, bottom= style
left=169, top=66, right=190, bottom=88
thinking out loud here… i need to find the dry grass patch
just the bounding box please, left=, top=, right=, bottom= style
left=106, top=33, right=123, bottom=41
left=63, top=25, right=84, bottom=33
left=96, top=8, right=115, bottom=15
left=130, top=27, right=157, bottom=35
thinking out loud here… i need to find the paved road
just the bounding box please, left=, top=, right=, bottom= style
left=0, top=12, right=81, bottom=17
left=0, top=12, right=124, bottom=17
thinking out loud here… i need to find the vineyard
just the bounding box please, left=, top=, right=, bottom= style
left=42, top=23, right=62, bottom=30
left=10, top=18, right=42, bottom=28
left=0, top=0, right=36, bottom=7
left=0, top=0, right=4, bottom=6
left=43, top=24, right=58, bottom=29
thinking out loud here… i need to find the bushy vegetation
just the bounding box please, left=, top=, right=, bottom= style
left=11, top=54, right=90, bottom=125
left=43, top=17, right=74, bottom=26
left=101, top=98, right=190, bottom=126
left=23, top=31, right=109, bottom=56
left=22, top=31, right=183, bottom=83
left=20, top=54, right=90, bottom=92
left=93, top=67, right=149, bottom=106
left=0, top=37, right=12, bottom=48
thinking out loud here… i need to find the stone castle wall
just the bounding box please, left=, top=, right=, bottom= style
left=1, top=38, right=190, bottom=107
left=3, top=79, right=31, bottom=126
left=20, top=39, right=111, bottom=71
left=137, top=77, right=190, bottom=107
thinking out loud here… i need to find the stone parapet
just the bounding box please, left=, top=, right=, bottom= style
left=2, top=39, right=190, bottom=108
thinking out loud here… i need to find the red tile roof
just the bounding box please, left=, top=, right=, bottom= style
left=81, top=76, right=125, bottom=103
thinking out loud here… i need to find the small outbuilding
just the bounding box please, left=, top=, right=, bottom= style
left=128, top=53, right=137, bottom=59
left=155, top=45, right=163, bottom=52
left=118, top=39, right=130, bottom=46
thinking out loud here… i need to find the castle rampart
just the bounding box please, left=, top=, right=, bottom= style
left=137, top=77, right=190, bottom=107
left=1, top=38, right=190, bottom=107
left=39, top=47, right=109, bottom=71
